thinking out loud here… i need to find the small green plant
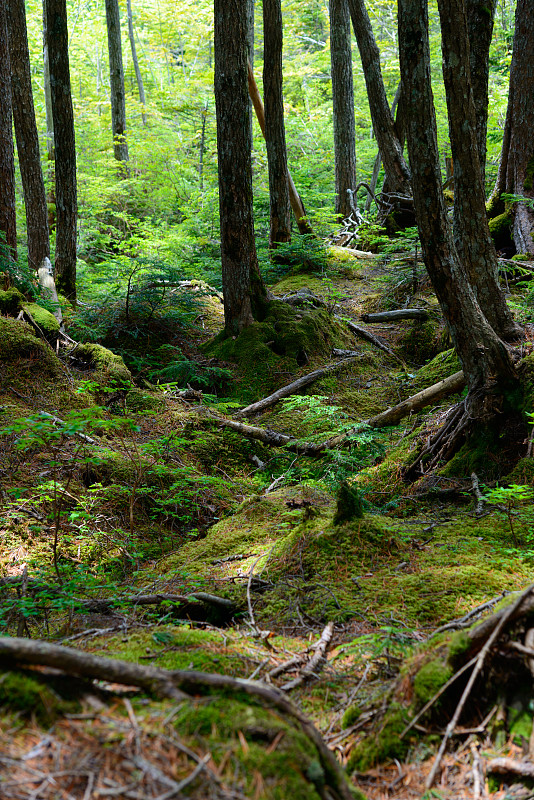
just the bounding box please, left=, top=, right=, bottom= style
left=483, top=483, right=534, bottom=546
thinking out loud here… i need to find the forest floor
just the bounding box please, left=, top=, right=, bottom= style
left=2, top=246, right=534, bottom=799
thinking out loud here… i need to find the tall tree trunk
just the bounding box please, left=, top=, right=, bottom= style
left=490, top=0, right=534, bottom=255
left=105, top=0, right=129, bottom=166
left=126, top=0, right=146, bottom=126
left=398, top=0, right=516, bottom=392
left=247, top=62, right=313, bottom=235
left=0, top=0, right=16, bottom=263
left=43, top=2, right=56, bottom=233
left=329, top=0, right=357, bottom=219
left=347, top=0, right=411, bottom=197
left=438, top=0, right=520, bottom=340
left=214, top=0, right=269, bottom=335
left=8, top=0, right=51, bottom=274
left=263, top=0, right=291, bottom=248
left=465, top=0, right=496, bottom=186
left=45, top=0, right=77, bottom=302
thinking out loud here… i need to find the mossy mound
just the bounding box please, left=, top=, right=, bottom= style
left=0, top=287, right=26, bottom=315
left=23, top=302, right=60, bottom=341
left=397, top=317, right=448, bottom=365
left=0, top=670, right=79, bottom=724
left=411, top=348, right=461, bottom=392
left=489, top=210, right=514, bottom=252
left=71, top=342, right=132, bottom=390
left=204, top=301, right=352, bottom=401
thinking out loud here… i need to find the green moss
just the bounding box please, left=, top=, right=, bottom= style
left=347, top=706, right=411, bottom=771
left=411, top=349, right=461, bottom=392
left=334, top=481, right=364, bottom=524
left=489, top=210, right=513, bottom=250
left=0, top=316, right=63, bottom=379
left=447, top=630, right=471, bottom=665
left=511, top=253, right=533, bottom=262
left=503, top=457, right=534, bottom=487
left=204, top=301, right=352, bottom=400
left=73, top=343, right=132, bottom=390
left=23, top=302, right=60, bottom=340
left=0, top=671, right=78, bottom=724
left=125, top=388, right=164, bottom=413
left=413, top=659, right=453, bottom=706
left=0, top=287, right=25, bottom=315
left=398, top=319, right=447, bottom=364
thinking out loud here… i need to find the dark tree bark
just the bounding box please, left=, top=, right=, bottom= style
left=126, top=0, right=146, bottom=126
left=490, top=0, right=534, bottom=255
left=329, top=0, right=357, bottom=219
left=43, top=3, right=56, bottom=232
left=465, top=0, right=496, bottom=184
left=438, top=0, right=520, bottom=340
left=8, top=0, right=50, bottom=273
left=398, top=0, right=516, bottom=393
left=214, top=0, right=269, bottom=335
left=0, top=0, right=17, bottom=262
left=263, top=0, right=291, bottom=248
left=46, top=0, right=77, bottom=302
left=105, top=0, right=129, bottom=165
left=347, top=0, right=411, bottom=197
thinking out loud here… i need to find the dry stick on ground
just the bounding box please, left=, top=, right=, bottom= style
left=425, top=583, right=534, bottom=789
left=430, top=591, right=513, bottom=638
left=360, top=309, right=429, bottom=323
left=281, top=621, right=335, bottom=691
left=234, top=357, right=362, bottom=418
left=486, top=758, right=534, bottom=778
left=0, top=637, right=355, bottom=800
left=471, top=472, right=486, bottom=516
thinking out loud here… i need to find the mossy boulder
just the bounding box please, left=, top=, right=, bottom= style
left=0, top=316, right=63, bottom=379
left=73, top=342, right=132, bottom=390
left=204, top=301, right=352, bottom=400
left=489, top=210, right=513, bottom=251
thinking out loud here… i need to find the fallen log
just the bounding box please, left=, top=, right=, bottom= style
left=282, top=621, right=335, bottom=691
left=364, top=371, right=466, bottom=428
left=212, top=415, right=326, bottom=455
left=361, top=309, right=429, bottom=323
left=340, top=317, right=407, bottom=368
left=235, top=356, right=361, bottom=419
left=0, top=637, right=355, bottom=800
left=486, top=758, right=534, bottom=778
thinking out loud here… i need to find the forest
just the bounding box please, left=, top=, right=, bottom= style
left=1, top=0, right=534, bottom=797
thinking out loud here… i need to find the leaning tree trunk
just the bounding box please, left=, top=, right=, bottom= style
left=0, top=0, right=16, bottom=263
left=438, top=0, right=521, bottom=341
left=398, top=0, right=516, bottom=393
left=490, top=0, right=534, bottom=255
left=45, top=0, right=77, bottom=302
left=347, top=0, right=411, bottom=197
left=263, top=0, right=292, bottom=248
left=214, top=0, right=269, bottom=335
left=126, top=0, right=146, bottom=126
left=329, top=0, right=358, bottom=220
left=8, top=0, right=51, bottom=274
left=105, top=0, right=129, bottom=167
left=465, top=0, right=496, bottom=186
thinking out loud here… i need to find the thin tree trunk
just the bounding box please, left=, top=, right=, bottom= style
left=105, top=0, right=129, bottom=166
left=247, top=62, right=313, bottom=234
left=398, top=0, right=516, bottom=392
left=263, top=0, right=291, bottom=248
left=45, top=0, right=77, bottom=302
left=347, top=0, right=411, bottom=196
left=0, top=0, right=16, bottom=262
left=329, top=0, right=357, bottom=219
left=438, top=0, right=520, bottom=340
left=8, top=0, right=51, bottom=274
left=214, top=0, right=269, bottom=335
left=465, top=0, right=496, bottom=186
left=126, top=0, right=146, bottom=126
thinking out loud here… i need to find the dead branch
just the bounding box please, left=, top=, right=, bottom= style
left=281, top=621, right=335, bottom=691
left=430, top=592, right=511, bottom=637
left=207, top=414, right=326, bottom=455
left=426, top=583, right=534, bottom=789
left=340, top=317, right=407, bottom=368
left=332, top=348, right=360, bottom=358
left=234, top=357, right=361, bottom=418
left=467, top=589, right=534, bottom=655
left=0, top=637, right=355, bottom=800
left=360, top=309, right=429, bottom=323
left=471, top=473, right=486, bottom=516
left=486, top=757, right=534, bottom=778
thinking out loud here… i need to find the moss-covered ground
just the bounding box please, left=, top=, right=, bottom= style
left=2, top=248, right=534, bottom=799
